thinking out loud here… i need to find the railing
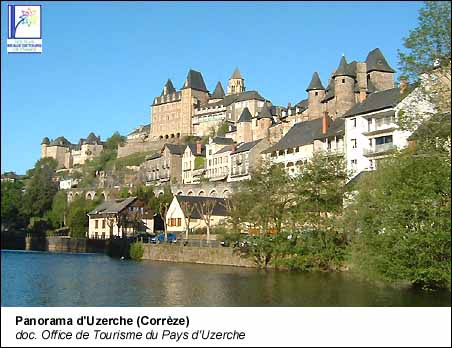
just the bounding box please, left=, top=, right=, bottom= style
left=314, top=148, right=344, bottom=155
left=364, top=143, right=397, bottom=155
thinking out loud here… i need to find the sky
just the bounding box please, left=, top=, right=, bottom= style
left=1, top=1, right=423, bottom=174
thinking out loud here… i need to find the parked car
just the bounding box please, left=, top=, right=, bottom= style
left=133, top=232, right=155, bottom=243
left=156, top=233, right=177, bottom=243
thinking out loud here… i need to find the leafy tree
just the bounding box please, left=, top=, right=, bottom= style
left=67, top=197, right=98, bottom=238
left=104, top=131, right=126, bottom=151
left=47, top=190, right=68, bottom=228
left=179, top=200, right=196, bottom=239
left=398, top=1, right=451, bottom=82
left=22, top=158, right=58, bottom=221
left=194, top=198, right=218, bottom=242
left=1, top=181, right=27, bottom=230
left=348, top=149, right=451, bottom=290
left=129, top=241, right=144, bottom=260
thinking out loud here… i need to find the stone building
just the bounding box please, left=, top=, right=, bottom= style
left=41, top=133, right=103, bottom=169
left=141, top=144, right=186, bottom=186
left=127, top=124, right=150, bottom=143
left=205, top=137, right=234, bottom=182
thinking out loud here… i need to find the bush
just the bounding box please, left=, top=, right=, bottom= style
left=129, top=242, right=144, bottom=261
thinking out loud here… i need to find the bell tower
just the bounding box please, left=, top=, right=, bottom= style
left=227, top=68, right=245, bottom=95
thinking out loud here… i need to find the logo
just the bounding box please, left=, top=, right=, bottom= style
left=7, top=5, right=42, bottom=53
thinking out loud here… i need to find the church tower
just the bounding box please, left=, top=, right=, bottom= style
left=227, top=68, right=245, bottom=95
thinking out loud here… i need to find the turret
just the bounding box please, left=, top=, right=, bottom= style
left=210, top=81, right=225, bottom=102
left=237, top=107, right=253, bottom=143
left=306, top=72, right=325, bottom=119
left=161, top=79, right=176, bottom=96
left=227, top=68, right=245, bottom=95
left=41, top=137, right=49, bottom=158
left=366, top=48, right=395, bottom=91
left=334, top=55, right=356, bottom=117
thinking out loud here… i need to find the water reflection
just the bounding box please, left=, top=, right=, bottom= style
left=1, top=250, right=450, bottom=307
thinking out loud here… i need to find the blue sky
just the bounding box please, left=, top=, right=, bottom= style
left=1, top=1, right=423, bottom=174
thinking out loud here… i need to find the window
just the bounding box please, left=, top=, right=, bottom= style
left=102, top=220, right=106, bottom=229
left=342, top=79, right=345, bottom=83
left=351, top=159, right=357, bottom=168
left=315, top=91, right=318, bottom=96
left=102, top=232, right=106, bottom=239
left=369, top=159, right=374, bottom=170
left=95, top=232, right=99, bottom=239
left=295, top=147, right=300, bottom=153
left=351, top=139, right=357, bottom=148
left=375, top=135, right=393, bottom=145
left=95, top=220, right=98, bottom=229
left=177, top=218, right=181, bottom=226
left=352, top=118, right=357, bottom=128
left=368, top=118, right=372, bottom=131
left=369, top=139, right=373, bottom=147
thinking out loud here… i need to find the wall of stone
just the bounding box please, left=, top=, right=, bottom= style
left=142, top=244, right=256, bottom=268
left=117, top=139, right=167, bottom=158
left=23, top=236, right=108, bottom=253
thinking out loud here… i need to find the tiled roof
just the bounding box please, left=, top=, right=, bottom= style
left=238, top=107, right=253, bottom=122
left=366, top=48, right=395, bottom=73
left=214, top=145, right=233, bottom=155
left=232, top=139, right=262, bottom=154
left=306, top=72, right=325, bottom=91
left=212, top=136, right=234, bottom=145
left=211, top=81, right=225, bottom=99
left=181, top=69, right=208, bottom=92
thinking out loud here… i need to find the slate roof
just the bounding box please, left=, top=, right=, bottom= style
left=295, top=99, right=309, bottom=111
left=321, top=79, right=335, bottom=102
left=306, top=72, right=325, bottom=91
left=238, top=107, right=253, bottom=122
left=145, top=152, right=162, bottom=161
left=41, top=137, right=50, bottom=145
left=165, top=144, right=187, bottom=155
left=211, top=81, right=225, bottom=99
left=212, top=136, right=234, bottom=145
left=256, top=105, right=273, bottom=120
left=49, top=136, right=72, bottom=147
left=187, top=143, right=206, bottom=157
left=175, top=195, right=228, bottom=218
left=84, top=132, right=101, bottom=145
left=230, top=67, right=243, bottom=79
left=263, top=116, right=344, bottom=153
left=214, top=144, right=233, bottom=155
left=203, top=90, right=265, bottom=108
left=232, top=139, right=262, bottom=154
left=342, top=87, right=402, bottom=118
left=161, top=79, right=176, bottom=96
left=181, top=69, right=208, bottom=92
left=88, top=197, right=137, bottom=216
left=366, top=48, right=395, bottom=73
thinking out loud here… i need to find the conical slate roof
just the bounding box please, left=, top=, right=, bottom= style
left=306, top=72, right=325, bottom=91
left=211, top=81, right=225, bottom=99
left=238, top=107, right=252, bottom=122
left=181, top=69, right=208, bottom=92
left=334, top=56, right=349, bottom=77
left=230, top=67, right=243, bottom=80
left=257, top=104, right=273, bottom=120
left=161, top=79, right=176, bottom=96
left=41, top=137, right=50, bottom=145
left=366, top=48, right=395, bottom=73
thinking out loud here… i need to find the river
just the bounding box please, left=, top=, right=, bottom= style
left=1, top=250, right=450, bottom=306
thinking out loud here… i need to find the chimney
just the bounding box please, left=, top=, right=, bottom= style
left=399, top=77, right=408, bottom=94
left=196, top=142, right=202, bottom=155
left=322, top=112, right=329, bottom=135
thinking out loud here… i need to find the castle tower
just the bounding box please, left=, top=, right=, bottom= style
left=227, top=68, right=245, bottom=95
left=334, top=56, right=356, bottom=117
left=41, top=137, right=49, bottom=158
left=161, top=79, right=176, bottom=96
left=210, top=81, right=225, bottom=102
left=236, top=107, right=253, bottom=143
left=180, top=69, right=210, bottom=136
left=253, top=104, right=273, bottom=141
left=306, top=72, right=326, bottom=119
left=366, top=48, right=395, bottom=91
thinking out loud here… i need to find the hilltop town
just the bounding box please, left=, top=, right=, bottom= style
left=36, top=48, right=433, bottom=199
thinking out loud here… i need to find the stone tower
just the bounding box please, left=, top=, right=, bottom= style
left=306, top=72, right=325, bottom=120
left=210, top=81, right=225, bottom=102
left=236, top=107, right=253, bottom=143
left=252, top=104, right=273, bottom=141
left=227, top=68, right=245, bottom=95
left=41, top=137, right=49, bottom=158
left=366, top=48, right=395, bottom=91
left=334, top=56, right=356, bottom=117
left=180, top=69, right=210, bottom=136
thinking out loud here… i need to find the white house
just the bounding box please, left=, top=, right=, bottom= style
left=205, top=136, right=234, bottom=182
left=182, top=143, right=206, bottom=184
left=343, top=86, right=435, bottom=177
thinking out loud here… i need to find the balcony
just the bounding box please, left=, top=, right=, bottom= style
left=314, top=147, right=344, bottom=156
left=364, top=143, right=397, bottom=156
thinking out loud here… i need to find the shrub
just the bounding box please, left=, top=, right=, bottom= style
left=129, top=242, right=145, bottom=261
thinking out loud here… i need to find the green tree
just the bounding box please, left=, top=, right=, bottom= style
left=1, top=181, right=27, bottom=230
left=348, top=150, right=451, bottom=290
left=47, top=190, right=68, bottom=228
left=104, top=131, right=126, bottom=151
left=67, top=197, right=98, bottom=238
left=398, top=1, right=451, bottom=82
left=22, top=158, right=58, bottom=221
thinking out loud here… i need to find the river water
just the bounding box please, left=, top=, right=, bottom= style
left=1, top=250, right=450, bottom=306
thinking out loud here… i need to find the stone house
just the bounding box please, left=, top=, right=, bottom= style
left=127, top=124, right=150, bottom=143
left=228, top=138, right=271, bottom=182
left=205, top=136, right=234, bottom=182
left=141, top=144, right=185, bottom=185
left=263, top=113, right=344, bottom=176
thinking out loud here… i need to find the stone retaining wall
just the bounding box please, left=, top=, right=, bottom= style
left=142, top=244, right=256, bottom=268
